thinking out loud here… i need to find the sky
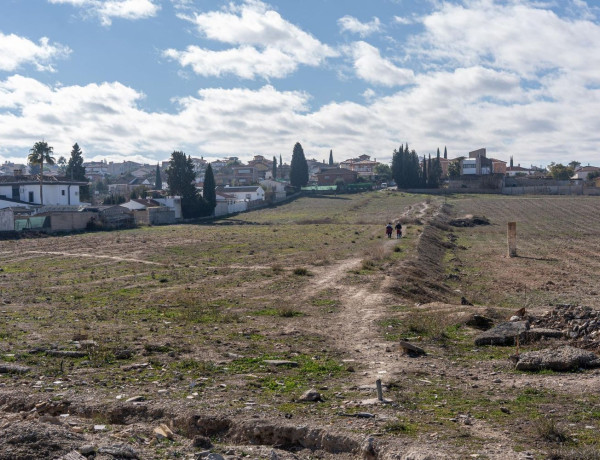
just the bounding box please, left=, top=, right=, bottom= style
left=0, top=0, right=599, bottom=167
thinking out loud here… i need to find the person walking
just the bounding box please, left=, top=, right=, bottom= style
left=395, top=222, right=402, bottom=239
left=386, top=222, right=393, bottom=238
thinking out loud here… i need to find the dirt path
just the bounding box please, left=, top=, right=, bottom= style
left=305, top=230, right=410, bottom=389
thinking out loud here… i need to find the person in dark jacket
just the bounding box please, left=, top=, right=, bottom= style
left=395, top=222, right=402, bottom=239
left=386, top=223, right=393, bottom=238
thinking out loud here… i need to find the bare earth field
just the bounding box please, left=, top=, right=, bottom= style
left=1, top=193, right=600, bottom=459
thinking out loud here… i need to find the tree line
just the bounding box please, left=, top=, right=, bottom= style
left=391, top=144, right=443, bottom=189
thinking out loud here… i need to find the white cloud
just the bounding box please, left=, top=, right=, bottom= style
left=337, top=16, right=381, bottom=37
left=347, top=41, right=415, bottom=87
left=163, top=45, right=298, bottom=80
left=393, top=15, right=413, bottom=25
left=362, top=88, right=377, bottom=102
left=169, top=0, right=336, bottom=79
left=1, top=68, right=599, bottom=166
left=48, top=0, right=160, bottom=26
left=0, top=33, right=70, bottom=72
left=411, top=0, right=600, bottom=82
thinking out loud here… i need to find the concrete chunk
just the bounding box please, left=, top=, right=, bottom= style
left=474, top=321, right=529, bottom=346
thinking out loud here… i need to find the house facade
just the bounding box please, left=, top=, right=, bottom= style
left=0, top=175, right=87, bottom=207
left=259, top=179, right=286, bottom=202
left=460, top=149, right=506, bottom=176
left=339, top=155, right=379, bottom=179
left=506, top=165, right=534, bottom=176
left=315, top=168, right=358, bottom=186
left=232, top=166, right=259, bottom=185
left=572, top=166, right=600, bottom=180
left=215, top=185, right=265, bottom=202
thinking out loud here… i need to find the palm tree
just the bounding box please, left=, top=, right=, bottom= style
left=28, top=141, right=56, bottom=205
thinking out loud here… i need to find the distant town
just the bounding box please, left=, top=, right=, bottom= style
left=1, top=143, right=599, bottom=235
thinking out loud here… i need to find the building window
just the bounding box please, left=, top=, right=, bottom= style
left=29, top=191, right=34, bottom=202
left=61, top=190, right=66, bottom=196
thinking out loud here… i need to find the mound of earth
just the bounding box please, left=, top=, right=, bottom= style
left=449, top=215, right=490, bottom=227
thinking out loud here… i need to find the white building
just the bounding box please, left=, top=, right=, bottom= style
left=0, top=174, right=87, bottom=208
left=215, top=185, right=265, bottom=202
left=259, top=179, right=286, bottom=202
left=572, top=166, right=600, bottom=180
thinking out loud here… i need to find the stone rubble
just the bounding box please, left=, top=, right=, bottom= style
left=531, top=304, right=600, bottom=351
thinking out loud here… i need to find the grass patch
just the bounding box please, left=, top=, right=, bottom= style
left=383, top=419, right=418, bottom=435
left=536, top=418, right=570, bottom=443
left=253, top=307, right=303, bottom=317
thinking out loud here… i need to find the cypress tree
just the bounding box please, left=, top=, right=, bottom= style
left=66, top=143, right=85, bottom=181
left=422, top=155, right=428, bottom=187
left=155, top=163, right=162, bottom=190
left=428, top=154, right=433, bottom=187
left=392, top=146, right=402, bottom=188
left=412, top=150, right=421, bottom=188
left=66, top=142, right=89, bottom=200
left=510, top=156, right=514, bottom=168
left=290, top=142, right=309, bottom=188
left=329, top=149, right=334, bottom=166
left=272, top=156, right=277, bottom=179
left=203, top=163, right=216, bottom=213
left=444, top=146, right=448, bottom=159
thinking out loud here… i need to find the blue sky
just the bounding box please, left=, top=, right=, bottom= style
left=1, top=0, right=599, bottom=167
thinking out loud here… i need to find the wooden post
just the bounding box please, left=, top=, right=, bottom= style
left=507, top=222, right=517, bottom=257
left=376, top=379, right=383, bottom=401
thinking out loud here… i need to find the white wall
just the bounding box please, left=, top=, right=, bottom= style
left=228, top=188, right=265, bottom=201
left=154, top=196, right=182, bottom=219
left=1, top=183, right=81, bottom=205
left=0, top=209, right=14, bottom=231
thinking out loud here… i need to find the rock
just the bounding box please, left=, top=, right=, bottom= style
left=401, top=451, right=440, bottom=460
left=77, top=340, right=98, bottom=350
left=39, top=415, right=63, bottom=425
left=57, top=451, right=87, bottom=460
left=78, top=444, right=97, bottom=455
left=398, top=341, right=426, bottom=357
left=298, top=388, right=322, bottom=402
left=97, top=444, right=139, bottom=458
left=263, top=360, right=299, bottom=367
left=500, top=407, right=511, bottom=414
left=515, top=346, right=600, bottom=372
left=113, top=348, right=134, bottom=360
left=125, top=395, right=145, bottom=403
left=361, top=435, right=378, bottom=460
left=121, top=363, right=149, bottom=371
left=465, top=315, right=493, bottom=330
left=192, top=435, right=213, bottom=449
left=154, top=423, right=174, bottom=440
left=474, top=321, right=529, bottom=346
left=205, top=455, right=224, bottom=460
left=523, top=328, right=564, bottom=341
left=0, top=363, right=30, bottom=374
